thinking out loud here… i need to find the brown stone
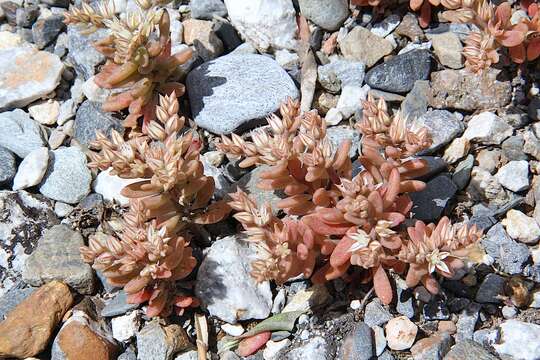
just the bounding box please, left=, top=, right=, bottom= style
left=395, top=13, right=424, bottom=40
left=182, top=18, right=223, bottom=61
left=411, top=332, right=453, bottom=360
left=438, top=321, right=457, bottom=334
left=57, top=321, right=117, bottom=360
left=340, top=26, right=394, bottom=68
left=0, top=281, right=73, bottom=358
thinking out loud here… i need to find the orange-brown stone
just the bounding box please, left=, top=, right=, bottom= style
left=57, top=321, right=117, bottom=360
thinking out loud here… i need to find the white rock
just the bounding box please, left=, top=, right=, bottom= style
left=57, top=99, right=76, bottom=125
left=336, top=84, right=370, bottom=119
left=275, top=49, right=299, bottom=70
left=54, top=202, right=74, bottom=217
left=48, top=129, right=67, bottom=150
left=371, top=14, right=400, bottom=38
left=12, top=147, right=49, bottom=190
left=82, top=76, right=114, bottom=103
left=111, top=311, right=141, bottom=342
left=282, top=284, right=331, bottom=313
left=350, top=299, right=361, bottom=310
left=529, top=290, right=540, bottom=308
left=496, top=160, right=530, bottom=192
left=93, top=168, right=145, bottom=206
left=221, top=323, right=244, bottom=336
left=463, top=112, right=513, bottom=145
left=502, top=209, right=540, bottom=244
left=398, top=41, right=431, bottom=55
left=28, top=100, right=60, bottom=125
left=224, top=0, right=298, bottom=51
left=263, top=339, right=291, bottom=360
left=493, top=320, right=540, bottom=360
left=373, top=325, right=387, bottom=356
left=0, top=31, right=31, bottom=50
left=385, top=316, right=418, bottom=350
left=325, top=107, right=343, bottom=126
left=443, top=136, right=470, bottom=164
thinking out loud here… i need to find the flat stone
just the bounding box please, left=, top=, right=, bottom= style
left=444, top=340, right=498, bottom=360
left=371, top=14, right=400, bottom=38
left=496, top=160, right=529, bottom=192
left=364, top=299, right=393, bottom=327
left=493, top=320, right=540, bottom=360
left=317, top=59, right=365, bottom=93
left=112, top=311, right=140, bottom=342
left=340, top=26, right=394, bottom=68
left=428, top=32, right=463, bottom=69
left=395, top=13, right=423, bottom=40
left=136, top=320, right=192, bottom=360
left=401, top=80, right=430, bottom=121
left=67, top=25, right=108, bottom=79
left=455, top=302, right=481, bottom=341
left=482, top=223, right=529, bottom=275
left=101, top=291, right=139, bottom=317
left=39, top=147, right=92, bottom=204
left=410, top=174, right=457, bottom=222
left=452, top=154, right=474, bottom=190
left=0, top=47, right=63, bottom=110
left=190, top=0, right=227, bottom=20
left=28, top=100, right=60, bottom=125
left=298, top=0, right=348, bottom=31
left=475, top=273, right=505, bottom=304
left=195, top=236, right=272, bottom=323
left=429, top=68, right=511, bottom=111
left=467, top=167, right=509, bottom=207
left=0, top=109, right=46, bottom=158
left=74, top=100, right=124, bottom=146
left=411, top=110, right=463, bottom=152
left=464, top=112, right=513, bottom=145
left=0, top=147, right=17, bottom=184
left=411, top=332, right=453, bottom=360
left=365, top=49, right=432, bottom=93
left=12, top=147, right=49, bottom=190
left=23, top=224, right=94, bottom=294
left=340, top=323, right=374, bottom=360
left=32, top=14, right=65, bottom=49
left=187, top=54, right=299, bottom=135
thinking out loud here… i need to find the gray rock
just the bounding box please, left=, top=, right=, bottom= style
left=326, top=126, right=360, bottom=158
left=452, top=154, right=474, bottom=190
left=379, top=350, right=395, bottom=360
left=499, top=107, right=529, bottom=129
left=416, top=156, right=447, bottom=181
left=190, top=0, right=227, bottom=20
left=0, top=190, right=59, bottom=297
left=340, top=26, right=394, bottom=68
left=482, top=223, right=529, bottom=275
left=119, top=347, right=137, bottom=360
left=22, top=224, right=94, bottom=294
left=502, top=135, right=527, bottom=161
left=101, top=291, right=140, bottom=317
left=412, top=110, right=464, bottom=152
left=0, top=287, right=34, bottom=320
left=340, top=323, right=374, bottom=360
left=0, top=147, right=17, bottom=185
left=423, top=298, right=450, bottom=321
left=365, top=49, right=432, bottom=93
left=15, top=5, right=39, bottom=28
left=396, top=286, right=415, bottom=318
left=136, top=320, right=187, bottom=360
left=444, top=340, right=497, bottom=360
left=317, top=59, right=365, bottom=93
left=1, top=2, right=18, bottom=26
left=74, top=100, right=124, bottom=145
left=493, top=320, right=540, bottom=360
left=371, top=14, right=400, bottom=38
left=186, top=54, right=299, bottom=134
left=298, top=0, right=348, bottom=31
left=401, top=80, right=430, bottom=121
left=233, top=165, right=284, bottom=215
left=496, top=160, right=529, bottom=192
left=286, top=336, right=332, bottom=360
left=0, top=47, right=64, bottom=110
left=364, top=299, right=393, bottom=327
left=473, top=328, right=500, bottom=348
left=456, top=302, right=480, bottom=342
left=475, top=273, right=505, bottom=304
left=0, top=109, right=46, bottom=158
left=464, top=112, right=513, bottom=145
left=32, top=14, right=65, bottom=49
left=195, top=236, right=272, bottom=324
left=529, top=96, right=540, bottom=121
left=67, top=25, right=108, bottom=80
left=410, top=174, right=457, bottom=222
left=213, top=20, right=242, bottom=52
left=39, top=147, right=92, bottom=204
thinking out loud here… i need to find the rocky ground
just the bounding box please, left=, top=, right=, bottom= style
left=0, top=0, right=540, bottom=359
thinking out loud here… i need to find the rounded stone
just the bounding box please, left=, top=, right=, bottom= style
left=298, top=0, right=348, bottom=31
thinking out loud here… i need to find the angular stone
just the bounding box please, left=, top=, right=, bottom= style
left=371, top=14, right=400, bottom=38
left=411, top=332, right=453, bottom=360
left=496, top=160, right=529, bottom=192
left=136, top=320, right=192, bottom=360
left=385, top=316, right=418, bottom=351
left=428, top=32, right=463, bottom=69
left=493, top=320, right=540, bottom=360
left=444, top=340, right=498, bottom=360
left=317, top=59, right=365, bottom=93
left=410, top=174, right=457, bottom=222
left=187, top=54, right=299, bottom=134
left=482, top=223, right=529, bottom=275
left=452, top=154, right=474, bottom=190
left=401, top=80, right=430, bottom=121
left=101, top=291, right=139, bottom=317
left=340, top=323, right=374, bottom=360
left=298, top=0, right=348, bottom=31
left=74, top=100, right=124, bottom=146
left=183, top=18, right=223, bottom=61
left=502, top=209, right=540, bottom=244
left=364, top=299, right=393, bottom=327
left=0, top=109, right=46, bottom=158
left=475, top=273, right=505, bottom=304
left=190, top=0, right=227, bottom=20
left=464, top=112, right=513, bottom=145
left=412, top=110, right=464, bottom=152
left=67, top=26, right=108, bottom=79
left=0, top=147, right=16, bottom=184
left=365, top=49, right=432, bottom=93
left=340, top=26, right=394, bottom=68
left=12, top=147, right=49, bottom=190
left=32, top=15, right=65, bottom=49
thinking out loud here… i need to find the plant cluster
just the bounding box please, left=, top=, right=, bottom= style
left=65, top=1, right=192, bottom=132
left=81, top=93, right=230, bottom=317
left=218, top=96, right=483, bottom=304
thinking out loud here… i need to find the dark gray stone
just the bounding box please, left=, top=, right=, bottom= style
left=340, top=323, right=374, bottom=360
left=0, top=147, right=17, bottom=185
left=213, top=21, right=242, bottom=53
left=528, top=96, right=540, bottom=121
left=410, top=174, right=457, bottom=222
left=502, top=135, right=527, bottom=161
left=15, top=5, right=39, bottom=28
left=452, top=154, right=474, bottom=190
left=101, top=290, right=139, bottom=317
left=412, top=110, right=464, bottom=152
left=456, top=302, right=481, bottom=341
left=0, top=109, right=46, bottom=158
left=482, top=223, right=529, bottom=275
left=74, top=100, right=124, bottom=145
left=1, top=1, right=18, bottom=25
left=67, top=25, right=109, bottom=79
left=423, top=298, right=450, bottom=321
left=396, top=286, right=415, bottom=318
left=298, top=0, right=348, bottom=31
left=0, top=287, right=35, bottom=320
left=32, top=14, right=66, bottom=49
left=365, top=49, right=432, bottom=93
left=364, top=299, right=393, bottom=327
left=416, top=156, right=447, bottom=181
left=186, top=54, right=299, bottom=135
left=401, top=80, right=430, bottom=121
left=40, top=0, right=69, bottom=7
left=190, top=0, right=227, bottom=20
left=475, top=274, right=505, bottom=304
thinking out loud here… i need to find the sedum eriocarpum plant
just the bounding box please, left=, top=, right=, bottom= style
left=81, top=93, right=230, bottom=317
left=65, top=0, right=192, bottom=132
left=218, top=96, right=483, bottom=304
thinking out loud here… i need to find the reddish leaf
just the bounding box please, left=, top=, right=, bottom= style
left=237, top=332, right=271, bottom=357
left=527, top=39, right=540, bottom=61
left=330, top=236, right=354, bottom=267
left=373, top=266, right=393, bottom=305
left=192, top=201, right=231, bottom=224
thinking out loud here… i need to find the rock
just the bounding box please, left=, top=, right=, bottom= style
left=317, top=59, right=365, bottom=93
left=195, top=236, right=272, bottom=323
left=282, top=284, right=331, bottom=313
left=423, top=298, right=450, bottom=321
left=214, top=21, right=243, bottom=53
left=0, top=47, right=63, bottom=110
left=326, top=126, right=360, bottom=158
left=101, top=291, right=139, bottom=317
left=0, top=147, right=17, bottom=184
left=221, top=323, right=244, bottom=337
left=502, top=135, right=527, bottom=161
left=334, top=84, right=370, bottom=119
left=496, top=160, right=529, bottom=192
left=410, top=175, right=457, bottom=222
left=0, top=31, right=28, bottom=50
left=395, top=13, right=423, bottom=40
left=427, top=32, right=463, bottom=69
left=15, top=5, right=39, bottom=28
left=412, top=110, right=463, bottom=152
left=493, top=320, right=540, bottom=360
left=74, top=100, right=124, bottom=146
left=477, top=149, right=501, bottom=174
left=54, top=202, right=73, bottom=217
left=455, top=302, right=480, bottom=341
left=12, top=147, right=49, bottom=190
left=52, top=310, right=118, bottom=360
left=467, top=167, right=509, bottom=207
left=275, top=49, right=299, bottom=70
left=399, top=41, right=432, bottom=55
left=444, top=340, right=498, bottom=360
left=1, top=1, right=18, bottom=25
left=0, top=109, right=46, bottom=158
left=396, top=282, right=415, bottom=318
left=0, top=287, right=34, bottom=320
left=298, top=0, right=348, bottom=31
left=373, top=325, right=386, bottom=356
left=93, top=168, right=144, bottom=207
left=0, top=191, right=59, bottom=296
left=411, top=332, right=453, bottom=360
left=286, top=336, right=331, bottom=360
left=482, top=223, right=529, bottom=275
left=401, top=80, right=430, bottom=121
left=438, top=321, right=457, bottom=334
left=429, top=69, right=511, bottom=111
left=224, top=0, right=297, bottom=51
left=112, top=311, right=140, bottom=342
left=187, top=54, right=299, bottom=134
left=499, top=106, right=529, bottom=129
left=340, top=26, right=394, bottom=68
left=233, top=165, right=284, bottom=215
left=175, top=350, right=199, bottom=360
left=464, top=112, right=513, bottom=145
left=365, top=49, right=432, bottom=93
left=0, top=281, right=73, bottom=359
left=524, top=130, right=540, bottom=161
left=136, top=320, right=192, bottom=360
left=452, top=154, right=474, bottom=190
left=263, top=339, right=291, bottom=360
left=364, top=299, right=393, bottom=327
left=502, top=209, right=540, bottom=244
left=67, top=26, right=108, bottom=79
left=28, top=100, right=60, bottom=125
left=32, top=14, right=65, bottom=49
left=22, top=224, right=94, bottom=294
left=371, top=14, right=400, bottom=38
left=385, top=316, right=418, bottom=351
left=340, top=323, right=374, bottom=360
left=529, top=96, right=540, bottom=121
left=475, top=273, right=505, bottom=304
left=443, top=137, right=470, bottom=164
left=39, top=147, right=92, bottom=204
left=502, top=305, right=517, bottom=319
left=190, top=0, right=227, bottom=20
left=183, top=18, right=223, bottom=61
